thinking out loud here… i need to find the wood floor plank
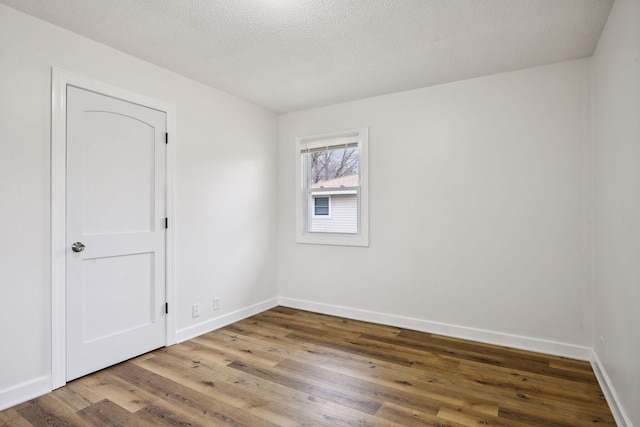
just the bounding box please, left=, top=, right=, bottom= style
left=0, top=307, right=615, bottom=426
left=152, top=342, right=337, bottom=412
left=43, top=386, right=94, bottom=414
left=110, top=362, right=282, bottom=427
left=286, top=331, right=418, bottom=367
left=376, top=402, right=464, bottom=427
left=253, top=312, right=336, bottom=337
left=132, top=350, right=319, bottom=427
left=154, top=346, right=362, bottom=427
left=193, top=332, right=286, bottom=367
left=497, top=403, right=613, bottom=427
left=134, top=399, right=226, bottom=427
left=456, top=358, right=608, bottom=405
left=76, top=399, right=148, bottom=427
left=437, top=405, right=531, bottom=427
left=287, top=310, right=404, bottom=339
left=0, top=407, right=33, bottom=427
left=406, top=332, right=599, bottom=384
left=74, top=370, right=159, bottom=413
left=276, top=357, right=442, bottom=416
left=63, top=375, right=112, bottom=406
left=228, top=359, right=383, bottom=415
left=15, top=394, right=87, bottom=426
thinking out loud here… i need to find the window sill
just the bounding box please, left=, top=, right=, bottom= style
left=296, top=233, right=369, bottom=247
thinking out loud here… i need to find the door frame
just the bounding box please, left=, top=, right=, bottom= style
left=51, top=68, right=176, bottom=389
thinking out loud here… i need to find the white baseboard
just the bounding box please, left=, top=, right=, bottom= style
left=0, top=376, right=51, bottom=412
left=174, top=297, right=279, bottom=343
left=591, top=350, right=633, bottom=427
left=278, top=297, right=593, bottom=361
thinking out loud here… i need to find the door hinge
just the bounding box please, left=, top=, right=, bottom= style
left=165, top=218, right=168, bottom=229
left=165, top=303, right=169, bottom=314
left=165, top=132, right=168, bottom=144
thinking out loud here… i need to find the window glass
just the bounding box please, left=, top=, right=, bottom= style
left=314, top=197, right=330, bottom=215
left=310, top=147, right=359, bottom=187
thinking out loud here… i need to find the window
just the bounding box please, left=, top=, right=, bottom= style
left=313, top=196, right=330, bottom=216
left=296, top=128, right=369, bottom=246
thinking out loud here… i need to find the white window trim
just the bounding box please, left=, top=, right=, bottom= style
left=295, top=128, right=369, bottom=247
left=312, top=195, right=332, bottom=218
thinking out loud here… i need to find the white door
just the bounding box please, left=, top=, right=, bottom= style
left=66, top=86, right=167, bottom=381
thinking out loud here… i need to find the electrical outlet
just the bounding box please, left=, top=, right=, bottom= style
left=213, top=297, right=221, bottom=311
left=192, top=303, right=201, bottom=318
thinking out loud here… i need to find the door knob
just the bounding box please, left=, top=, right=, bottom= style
left=71, top=242, right=85, bottom=252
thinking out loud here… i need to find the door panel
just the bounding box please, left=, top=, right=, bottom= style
left=81, top=112, right=156, bottom=235
left=81, top=252, right=155, bottom=343
left=66, top=86, right=166, bottom=381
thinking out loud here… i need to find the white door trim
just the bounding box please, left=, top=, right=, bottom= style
left=51, top=68, right=177, bottom=389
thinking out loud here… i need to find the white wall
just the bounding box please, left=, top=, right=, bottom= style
left=278, top=59, right=592, bottom=348
left=592, top=0, right=640, bottom=424
left=0, top=4, right=278, bottom=406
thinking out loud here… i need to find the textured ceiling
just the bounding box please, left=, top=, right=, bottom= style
left=1, top=0, right=614, bottom=113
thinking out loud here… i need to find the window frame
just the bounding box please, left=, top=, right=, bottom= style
left=295, top=128, right=369, bottom=247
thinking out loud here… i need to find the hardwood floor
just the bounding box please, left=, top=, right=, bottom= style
left=1, top=307, right=615, bottom=426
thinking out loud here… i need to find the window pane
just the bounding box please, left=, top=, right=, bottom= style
left=315, top=197, right=329, bottom=208
left=315, top=207, right=329, bottom=215
left=310, top=147, right=359, bottom=188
